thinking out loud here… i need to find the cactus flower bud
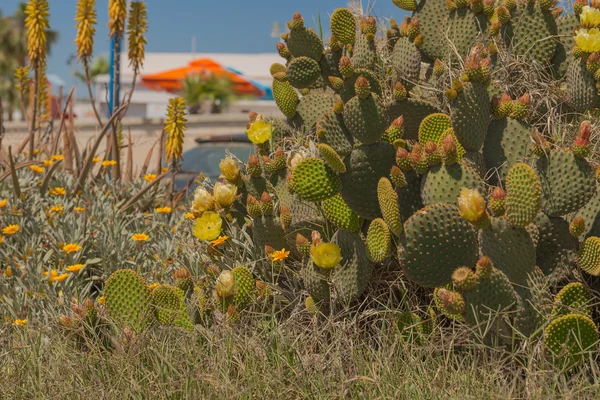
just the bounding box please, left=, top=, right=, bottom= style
left=219, top=157, right=241, bottom=182
left=355, top=75, right=371, bottom=98
left=216, top=270, right=235, bottom=298
left=191, top=186, right=215, bottom=216
left=570, top=217, right=586, bottom=237
left=489, top=186, right=506, bottom=216
left=213, top=181, right=237, bottom=208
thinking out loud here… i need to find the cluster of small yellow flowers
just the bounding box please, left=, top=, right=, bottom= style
left=132, top=233, right=149, bottom=241
left=2, top=225, right=20, bottom=235
left=101, top=160, right=118, bottom=167
left=30, top=165, right=45, bottom=174
left=62, top=243, right=82, bottom=253
left=49, top=187, right=66, bottom=196
left=144, top=173, right=157, bottom=182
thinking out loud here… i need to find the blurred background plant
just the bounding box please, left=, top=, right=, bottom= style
left=182, top=72, right=235, bottom=114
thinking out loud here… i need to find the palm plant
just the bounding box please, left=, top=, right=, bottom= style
left=181, top=72, right=235, bottom=114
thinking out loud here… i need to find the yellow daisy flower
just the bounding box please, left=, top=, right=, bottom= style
left=29, top=165, right=45, bottom=174
left=65, top=264, right=85, bottom=273
left=43, top=159, right=54, bottom=167
left=12, top=318, right=27, bottom=326
left=62, top=243, right=82, bottom=253
left=97, top=296, right=105, bottom=305
left=155, top=206, right=172, bottom=213
left=132, top=233, right=150, bottom=241
left=50, top=205, right=64, bottom=213
left=101, top=160, right=118, bottom=167
left=184, top=212, right=195, bottom=220
left=51, top=154, right=65, bottom=161
left=75, top=207, right=85, bottom=212
left=2, top=224, right=20, bottom=235
left=92, top=157, right=101, bottom=163
left=271, top=248, right=290, bottom=262
left=0, top=198, right=6, bottom=208
left=144, top=173, right=157, bottom=182
left=49, top=187, right=66, bottom=196
left=50, top=273, right=70, bottom=283
left=209, top=235, right=229, bottom=247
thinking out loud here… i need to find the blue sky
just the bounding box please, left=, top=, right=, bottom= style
left=0, top=0, right=404, bottom=91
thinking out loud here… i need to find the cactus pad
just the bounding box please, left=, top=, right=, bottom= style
left=343, top=93, right=389, bottom=145
left=332, top=229, right=374, bottom=304
left=105, top=269, right=151, bottom=331
left=552, top=282, right=592, bottom=318
left=450, top=82, right=490, bottom=152
left=483, top=118, right=532, bottom=184
left=322, top=194, right=361, bottom=232
left=287, top=56, right=321, bottom=89
left=292, top=157, right=342, bottom=202
left=578, top=236, right=600, bottom=276
left=421, top=161, right=484, bottom=207
left=505, top=163, right=541, bottom=228
left=544, top=313, right=598, bottom=369
left=366, top=218, right=392, bottom=262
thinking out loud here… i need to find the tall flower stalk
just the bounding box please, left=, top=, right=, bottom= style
left=24, top=0, right=49, bottom=160
left=164, top=97, right=187, bottom=202
left=124, top=1, right=147, bottom=112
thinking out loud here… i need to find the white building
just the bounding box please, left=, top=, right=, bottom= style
left=95, top=52, right=281, bottom=118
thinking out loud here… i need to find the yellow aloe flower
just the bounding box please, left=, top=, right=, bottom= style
left=75, top=0, right=96, bottom=61
left=127, top=1, right=147, bottom=73
left=575, top=28, right=600, bottom=53
left=457, top=188, right=486, bottom=223
left=271, top=248, right=290, bottom=262
left=14, top=66, right=30, bottom=96
left=191, top=186, right=215, bottom=215
left=209, top=235, right=229, bottom=247
left=0, top=198, right=7, bottom=208
left=581, top=6, right=600, bottom=29
left=310, top=243, right=343, bottom=270
left=49, top=187, right=66, bottom=196
left=164, top=97, right=187, bottom=167
left=2, top=224, right=20, bottom=235
left=184, top=212, right=195, bottom=220
left=246, top=116, right=272, bottom=144
left=155, top=206, right=172, bottom=214
left=65, top=264, right=85, bottom=273
left=213, top=181, right=237, bottom=208
left=62, top=243, right=82, bottom=253
left=108, top=0, right=127, bottom=37
left=25, top=0, right=50, bottom=65
left=193, top=211, right=222, bottom=241
left=12, top=318, right=27, bottom=326
left=219, top=157, right=241, bottom=182
left=30, top=165, right=45, bottom=174
left=144, top=173, right=157, bottom=182
left=132, top=233, right=150, bottom=241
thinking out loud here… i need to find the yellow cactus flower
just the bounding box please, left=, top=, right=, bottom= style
left=0, top=198, right=7, bottom=208
left=51, top=154, right=64, bottom=161
left=155, top=206, right=172, bottom=214
left=132, top=233, right=150, bottom=241
left=65, top=264, right=85, bottom=273
left=458, top=188, right=487, bottom=223
left=209, top=235, right=229, bottom=247
left=62, top=243, right=82, bottom=253
left=310, top=243, right=343, bottom=270
left=219, top=157, right=241, bottom=182
left=574, top=28, right=600, bottom=53
left=144, top=173, right=157, bottom=182
left=184, top=212, right=195, bottom=220
left=581, top=6, right=600, bottom=29
left=25, top=0, right=50, bottom=65
left=164, top=97, right=187, bottom=167
left=50, top=273, right=70, bottom=283
left=191, top=186, right=215, bottom=215
left=2, top=225, right=20, bottom=235
left=192, top=211, right=222, bottom=241
left=246, top=116, right=272, bottom=144
left=30, top=165, right=45, bottom=174
left=213, top=181, right=237, bottom=208
left=49, top=187, right=66, bottom=196
left=12, top=318, right=27, bottom=326
left=127, top=1, right=147, bottom=73
left=101, top=160, right=117, bottom=167
left=271, top=248, right=290, bottom=262
left=75, top=0, right=96, bottom=61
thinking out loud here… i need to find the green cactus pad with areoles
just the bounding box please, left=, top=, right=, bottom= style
left=544, top=313, right=598, bottom=369
left=505, top=163, right=541, bottom=228
left=301, top=261, right=331, bottom=302
left=286, top=27, right=324, bottom=61
left=386, top=98, right=440, bottom=141
left=317, top=112, right=354, bottom=157
left=483, top=118, right=532, bottom=184
left=272, top=79, right=299, bottom=119
left=534, top=212, right=577, bottom=276
left=151, top=284, right=183, bottom=325
left=450, top=82, right=490, bottom=152
left=332, top=229, right=374, bottom=304
left=105, top=269, right=151, bottom=331
left=366, top=218, right=392, bottom=262
left=567, top=58, right=598, bottom=113
left=330, top=8, right=356, bottom=46
left=232, top=266, right=255, bottom=311
left=352, top=31, right=379, bottom=70
left=286, top=56, right=322, bottom=89
left=378, top=177, right=403, bottom=235
left=322, top=194, right=361, bottom=232
left=391, top=37, right=421, bottom=90
left=292, top=157, right=342, bottom=202
left=340, top=69, right=382, bottom=103
left=479, top=217, right=536, bottom=287
left=340, top=142, right=396, bottom=220
left=578, top=236, right=600, bottom=276
left=400, top=203, right=479, bottom=287
left=343, top=93, right=389, bottom=145
left=552, top=282, right=592, bottom=318
left=421, top=161, right=484, bottom=207
left=535, top=150, right=596, bottom=217
left=293, top=93, right=336, bottom=133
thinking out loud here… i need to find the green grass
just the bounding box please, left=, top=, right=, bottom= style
left=2, top=310, right=600, bottom=399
